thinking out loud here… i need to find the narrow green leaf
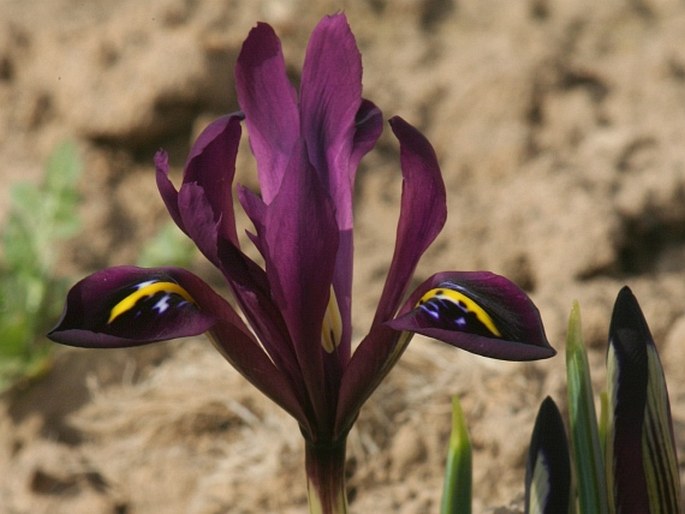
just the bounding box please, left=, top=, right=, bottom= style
left=643, top=341, right=681, bottom=513
left=598, top=390, right=608, bottom=458
left=440, top=396, right=472, bottom=514
left=565, top=301, right=608, bottom=514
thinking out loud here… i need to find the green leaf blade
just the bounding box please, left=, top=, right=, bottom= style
left=440, top=396, right=472, bottom=514
left=565, top=301, right=608, bottom=514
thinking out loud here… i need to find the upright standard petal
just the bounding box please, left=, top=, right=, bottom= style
left=300, top=13, right=362, bottom=231
left=156, top=114, right=243, bottom=266
left=300, top=15, right=380, bottom=369
left=48, top=266, right=216, bottom=347
left=261, top=141, right=339, bottom=432
left=389, top=272, right=554, bottom=360
left=335, top=117, right=446, bottom=435
left=236, top=22, right=299, bottom=204
left=373, top=116, right=447, bottom=323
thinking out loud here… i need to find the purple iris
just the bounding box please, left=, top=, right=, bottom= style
left=49, top=14, right=554, bottom=512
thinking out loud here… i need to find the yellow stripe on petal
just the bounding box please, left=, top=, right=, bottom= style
left=418, top=287, right=502, bottom=337
left=321, top=286, right=343, bottom=353
left=108, top=280, right=195, bottom=324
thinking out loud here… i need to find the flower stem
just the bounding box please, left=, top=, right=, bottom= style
left=305, top=438, right=348, bottom=514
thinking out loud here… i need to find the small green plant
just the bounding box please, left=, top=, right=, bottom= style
left=525, top=288, right=681, bottom=514
left=137, top=221, right=195, bottom=268
left=441, top=288, right=681, bottom=514
left=441, top=396, right=472, bottom=514
left=0, top=141, right=82, bottom=392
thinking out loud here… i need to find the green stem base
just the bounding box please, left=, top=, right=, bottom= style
left=305, top=438, right=348, bottom=514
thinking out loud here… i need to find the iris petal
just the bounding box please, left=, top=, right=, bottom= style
left=236, top=22, right=299, bottom=204
left=372, top=116, right=447, bottom=324
left=389, top=272, right=555, bottom=361
left=48, top=266, right=216, bottom=348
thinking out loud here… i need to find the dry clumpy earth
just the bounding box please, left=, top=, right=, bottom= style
left=2, top=0, right=685, bottom=512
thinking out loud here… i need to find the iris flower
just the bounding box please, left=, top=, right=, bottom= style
left=49, top=14, right=554, bottom=513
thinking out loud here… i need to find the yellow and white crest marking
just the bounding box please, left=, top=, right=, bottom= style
left=108, top=280, right=195, bottom=324
left=417, top=286, right=502, bottom=337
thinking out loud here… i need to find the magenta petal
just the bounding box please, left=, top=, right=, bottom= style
left=48, top=266, right=217, bottom=347
left=183, top=114, right=242, bottom=247
left=236, top=22, right=299, bottom=204
left=262, top=141, right=339, bottom=425
left=300, top=13, right=362, bottom=232
left=335, top=323, right=405, bottom=437
left=350, top=99, right=383, bottom=172
left=373, top=116, right=447, bottom=324
left=389, top=272, right=555, bottom=361
left=335, top=117, right=447, bottom=435
left=155, top=150, right=185, bottom=232
left=156, top=115, right=243, bottom=265
left=216, top=238, right=306, bottom=397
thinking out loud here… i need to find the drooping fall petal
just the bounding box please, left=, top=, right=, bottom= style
left=605, top=287, right=681, bottom=514
left=525, top=397, right=572, bottom=514
left=389, top=272, right=554, bottom=361
left=48, top=266, right=216, bottom=347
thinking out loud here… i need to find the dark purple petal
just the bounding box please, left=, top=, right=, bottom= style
left=262, top=140, right=339, bottom=428
left=373, top=116, right=447, bottom=324
left=335, top=117, right=447, bottom=435
left=216, top=238, right=308, bottom=404
left=236, top=22, right=299, bottom=204
left=300, top=13, right=362, bottom=232
left=335, top=324, right=407, bottom=437
left=156, top=115, right=243, bottom=267
left=389, top=272, right=555, bottom=360
left=194, top=269, right=310, bottom=433
left=300, top=15, right=375, bottom=367
left=49, top=266, right=310, bottom=430
left=48, top=266, right=217, bottom=347
left=183, top=114, right=242, bottom=247
left=177, top=182, right=222, bottom=266
left=350, top=99, right=383, bottom=172
left=155, top=150, right=185, bottom=232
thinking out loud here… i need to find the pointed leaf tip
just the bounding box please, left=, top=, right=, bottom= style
left=525, top=397, right=571, bottom=514
left=441, top=396, right=472, bottom=514
left=565, top=300, right=608, bottom=514
left=606, top=286, right=681, bottom=513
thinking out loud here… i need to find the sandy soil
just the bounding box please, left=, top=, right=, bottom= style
left=2, top=0, right=685, bottom=512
